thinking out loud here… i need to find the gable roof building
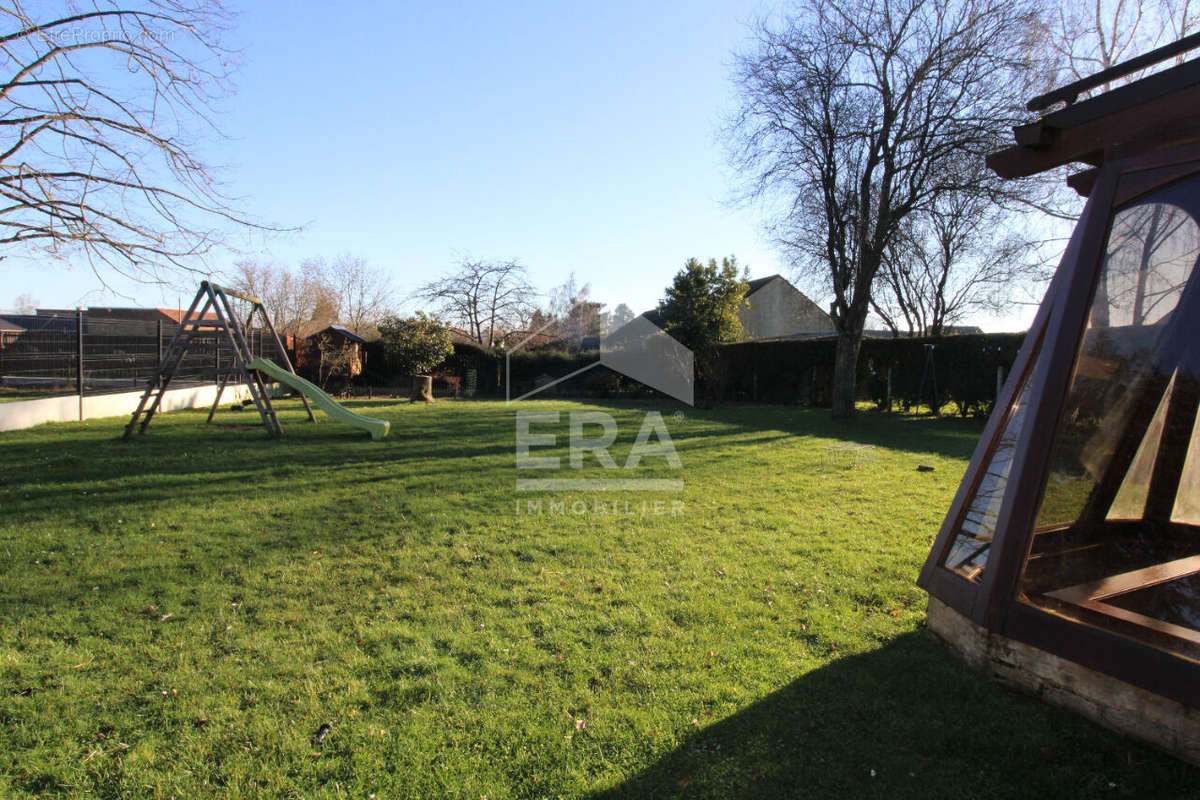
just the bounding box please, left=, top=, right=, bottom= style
left=737, top=274, right=835, bottom=341
left=0, top=316, right=27, bottom=333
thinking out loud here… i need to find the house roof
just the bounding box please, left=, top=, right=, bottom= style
left=311, top=324, right=367, bottom=344
left=155, top=307, right=219, bottom=323
left=0, top=313, right=75, bottom=332
left=746, top=275, right=782, bottom=295
left=0, top=316, right=26, bottom=332
left=638, top=309, right=665, bottom=327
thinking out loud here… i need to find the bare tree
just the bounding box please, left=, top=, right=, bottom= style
left=0, top=1, right=271, bottom=285
left=11, top=291, right=35, bottom=312
left=1162, top=0, right=1200, bottom=46
left=228, top=259, right=312, bottom=339
left=229, top=259, right=284, bottom=320
left=230, top=258, right=384, bottom=344
left=1043, top=1, right=1199, bottom=90
left=727, top=0, right=1042, bottom=418
left=274, top=267, right=313, bottom=338
left=319, top=253, right=393, bottom=336
left=548, top=272, right=605, bottom=348
left=871, top=158, right=1052, bottom=336
left=298, top=257, right=339, bottom=330
left=415, top=259, right=537, bottom=348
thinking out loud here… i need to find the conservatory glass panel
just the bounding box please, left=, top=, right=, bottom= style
left=1020, top=176, right=1200, bottom=663
left=940, top=354, right=1038, bottom=582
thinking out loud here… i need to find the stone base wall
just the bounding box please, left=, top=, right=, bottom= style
left=927, top=597, right=1200, bottom=765
left=0, top=382, right=260, bottom=433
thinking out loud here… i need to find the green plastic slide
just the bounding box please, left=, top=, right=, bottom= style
left=247, top=357, right=390, bottom=440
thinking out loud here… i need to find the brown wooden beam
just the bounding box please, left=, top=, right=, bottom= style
left=988, top=83, right=1200, bottom=179
left=1027, top=33, right=1200, bottom=112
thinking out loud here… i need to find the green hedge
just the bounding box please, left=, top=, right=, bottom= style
left=367, top=333, right=1027, bottom=415
left=718, top=333, right=1026, bottom=416
left=361, top=340, right=501, bottom=396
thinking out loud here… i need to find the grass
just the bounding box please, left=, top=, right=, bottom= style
left=0, top=399, right=1195, bottom=799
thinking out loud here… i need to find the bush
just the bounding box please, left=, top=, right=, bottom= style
left=377, top=313, right=454, bottom=376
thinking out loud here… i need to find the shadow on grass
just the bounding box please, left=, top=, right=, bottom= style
left=3, top=401, right=978, bottom=488
left=677, top=404, right=985, bottom=460
left=591, top=633, right=1196, bottom=800
left=1, top=401, right=986, bottom=526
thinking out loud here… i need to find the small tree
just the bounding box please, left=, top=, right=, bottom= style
left=378, top=312, right=454, bottom=402
left=656, top=256, right=749, bottom=402
left=379, top=313, right=454, bottom=375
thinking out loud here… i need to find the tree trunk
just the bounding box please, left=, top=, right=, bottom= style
left=831, top=329, right=862, bottom=420
left=411, top=375, right=435, bottom=404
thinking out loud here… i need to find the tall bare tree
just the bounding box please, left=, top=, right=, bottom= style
left=415, top=258, right=537, bottom=348
left=297, top=257, right=339, bottom=330
left=727, top=0, right=1042, bottom=418
left=312, top=253, right=393, bottom=335
left=229, top=255, right=393, bottom=340
left=0, top=1, right=268, bottom=285
left=1044, top=1, right=1199, bottom=89
left=229, top=259, right=285, bottom=321
left=274, top=267, right=313, bottom=338
left=871, top=157, right=1052, bottom=336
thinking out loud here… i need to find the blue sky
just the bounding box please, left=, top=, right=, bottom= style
left=6, top=0, right=1040, bottom=330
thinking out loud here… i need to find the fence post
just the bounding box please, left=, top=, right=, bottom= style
left=76, top=308, right=84, bottom=420
left=156, top=319, right=163, bottom=367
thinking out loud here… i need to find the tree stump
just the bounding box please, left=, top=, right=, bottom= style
left=411, top=375, right=435, bottom=404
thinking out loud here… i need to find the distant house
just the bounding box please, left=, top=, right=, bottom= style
left=630, top=275, right=835, bottom=343
left=298, top=324, right=367, bottom=378
left=0, top=316, right=26, bottom=334
left=938, top=325, right=985, bottom=336
left=0, top=317, right=25, bottom=352
left=0, top=313, right=77, bottom=333
left=737, top=275, right=836, bottom=341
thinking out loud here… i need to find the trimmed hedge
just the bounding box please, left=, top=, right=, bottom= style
left=366, top=332, right=1028, bottom=415
left=718, top=332, right=1026, bottom=416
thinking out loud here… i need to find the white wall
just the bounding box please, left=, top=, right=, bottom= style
left=0, top=383, right=254, bottom=433
left=738, top=278, right=836, bottom=340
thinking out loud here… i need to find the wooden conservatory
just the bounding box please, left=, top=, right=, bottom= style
left=919, top=34, right=1200, bottom=763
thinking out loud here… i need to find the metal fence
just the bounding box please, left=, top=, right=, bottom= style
left=0, top=311, right=286, bottom=402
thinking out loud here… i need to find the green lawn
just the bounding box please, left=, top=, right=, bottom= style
left=0, top=400, right=1195, bottom=798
